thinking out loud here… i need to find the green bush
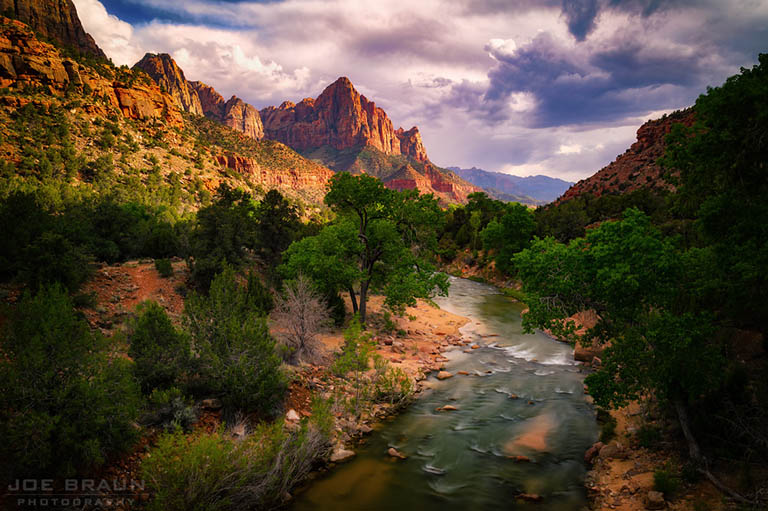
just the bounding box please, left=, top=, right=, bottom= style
left=637, top=424, right=662, bottom=449
left=154, top=258, right=173, bottom=278
left=245, top=271, right=273, bottom=314
left=144, top=387, right=198, bottom=432
left=596, top=408, right=617, bottom=443
left=653, top=466, right=680, bottom=498
left=142, top=414, right=331, bottom=510
left=185, top=268, right=286, bottom=412
left=0, top=285, right=141, bottom=479
left=128, top=301, right=191, bottom=394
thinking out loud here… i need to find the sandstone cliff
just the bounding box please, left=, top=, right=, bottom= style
left=383, top=163, right=479, bottom=204
left=0, top=0, right=105, bottom=59
left=133, top=53, right=203, bottom=115
left=187, top=80, right=264, bottom=140
left=0, top=16, right=181, bottom=126
left=260, top=77, right=426, bottom=161
left=558, top=109, right=695, bottom=203
left=0, top=15, right=334, bottom=206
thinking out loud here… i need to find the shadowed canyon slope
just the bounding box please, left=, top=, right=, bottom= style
left=557, top=109, right=696, bottom=204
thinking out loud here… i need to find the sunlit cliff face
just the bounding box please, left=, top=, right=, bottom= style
left=77, top=0, right=767, bottom=181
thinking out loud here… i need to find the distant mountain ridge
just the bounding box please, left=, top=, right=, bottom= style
left=132, top=52, right=479, bottom=203
left=447, top=167, right=573, bottom=205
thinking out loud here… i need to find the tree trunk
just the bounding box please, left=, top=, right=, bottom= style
left=348, top=287, right=358, bottom=314
left=674, top=399, right=754, bottom=505
left=359, top=279, right=369, bottom=326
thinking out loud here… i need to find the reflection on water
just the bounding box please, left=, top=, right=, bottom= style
left=291, top=277, right=598, bottom=511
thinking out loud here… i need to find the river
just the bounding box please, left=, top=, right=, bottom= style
left=291, top=276, right=598, bottom=510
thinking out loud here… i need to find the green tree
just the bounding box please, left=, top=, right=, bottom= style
left=662, top=54, right=768, bottom=336
left=189, top=184, right=258, bottom=290
left=128, top=301, right=191, bottom=394
left=513, top=209, right=741, bottom=497
left=285, top=173, right=448, bottom=325
left=254, top=189, right=300, bottom=272
left=480, top=202, right=535, bottom=273
left=0, top=285, right=141, bottom=479
left=184, top=268, right=286, bottom=413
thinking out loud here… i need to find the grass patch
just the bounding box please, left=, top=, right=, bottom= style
left=500, top=287, right=528, bottom=303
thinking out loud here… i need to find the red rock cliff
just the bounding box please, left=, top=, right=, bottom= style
left=188, top=80, right=264, bottom=140
left=133, top=53, right=204, bottom=115
left=260, top=76, right=430, bottom=161
left=0, top=0, right=105, bottom=59
left=0, top=16, right=181, bottom=127
left=557, top=109, right=696, bottom=204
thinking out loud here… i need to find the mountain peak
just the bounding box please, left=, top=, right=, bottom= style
left=133, top=52, right=204, bottom=116
left=0, top=0, right=106, bottom=59
left=261, top=77, right=429, bottom=162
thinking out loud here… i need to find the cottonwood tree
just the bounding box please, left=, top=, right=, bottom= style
left=514, top=209, right=755, bottom=504
left=272, top=274, right=330, bottom=365
left=281, top=173, right=448, bottom=325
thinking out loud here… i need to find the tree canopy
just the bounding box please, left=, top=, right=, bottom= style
left=281, top=173, right=447, bottom=324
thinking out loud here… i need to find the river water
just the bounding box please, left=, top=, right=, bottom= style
left=292, top=277, right=597, bottom=510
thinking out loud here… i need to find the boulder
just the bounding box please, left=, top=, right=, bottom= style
left=330, top=447, right=356, bottom=463
left=436, top=405, right=458, bottom=412
left=436, top=371, right=453, bottom=380
left=584, top=441, right=604, bottom=464
left=644, top=490, right=666, bottom=510
left=286, top=409, right=300, bottom=422
left=388, top=447, right=407, bottom=459
left=599, top=441, right=628, bottom=460
left=518, top=493, right=542, bottom=502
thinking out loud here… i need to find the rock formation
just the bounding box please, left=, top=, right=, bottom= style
left=260, top=76, right=427, bottom=160
left=557, top=109, right=695, bottom=204
left=133, top=53, right=203, bottom=115
left=131, top=53, right=264, bottom=140
left=383, top=163, right=479, bottom=203
left=0, top=16, right=181, bottom=126
left=0, top=0, right=106, bottom=59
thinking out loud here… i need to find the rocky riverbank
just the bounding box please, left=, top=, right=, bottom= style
left=284, top=294, right=473, bottom=466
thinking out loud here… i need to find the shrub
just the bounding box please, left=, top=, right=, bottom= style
left=128, top=301, right=191, bottom=394
left=637, top=424, right=662, bottom=449
left=142, top=413, right=331, bottom=510
left=144, top=387, right=198, bottom=432
left=0, top=285, right=141, bottom=479
left=326, top=291, right=346, bottom=327
left=154, top=258, right=173, bottom=278
left=374, top=357, right=413, bottom=407
left=185, top=268, right=286, bottom=412
left=272, top=274, right=329, bottom=364
left=596, top=408, right=617, bottom=443
left=246, top=271, right=273, bottom=314
left=653, top=466, right=680, bottom=498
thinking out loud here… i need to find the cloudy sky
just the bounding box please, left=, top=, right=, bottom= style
left=73, top=0, right=767, bottom=181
